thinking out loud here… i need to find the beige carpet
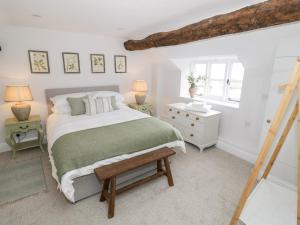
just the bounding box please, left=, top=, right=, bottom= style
left=0, top=144, right=251, bottom=225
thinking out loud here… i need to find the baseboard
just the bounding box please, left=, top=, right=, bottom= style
left=217, top=137, right=297, bottom=191
left=261, top=173, right=297, bottom=191
left=216, top=138, right=257, bottom=163
left=0, top=142, right=11, bottom=153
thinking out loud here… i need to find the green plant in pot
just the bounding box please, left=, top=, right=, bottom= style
left=187, top=73, right=204, bottom=98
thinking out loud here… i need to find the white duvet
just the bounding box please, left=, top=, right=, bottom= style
left=47, top=107, right=185, bottom=202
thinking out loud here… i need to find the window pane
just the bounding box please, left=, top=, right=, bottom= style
left=209, top=80, right=224, bottom=97
left=210, top=63, right=226, bottom=79
left=228, top=81, right=243, bottom=101
left=229, top=81, right=242, bottom=89
left=230, top=63, right=244, bottom=80
left=194, top=64, right=206, bottom=76
left=228, top=88, right=242, bottom=101
left=196, top=85, right=205, bottom=96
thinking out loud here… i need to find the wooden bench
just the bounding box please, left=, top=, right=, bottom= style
left=94, top=147, right=176, bottom=218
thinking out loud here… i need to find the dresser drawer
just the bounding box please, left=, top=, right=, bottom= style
left=180, top=128, right=203, bottom=144
left=167, top=113, right=188, bottom=128
left=168, top=107, right=182, bottom=115
left=167, top=112, right=203, bottom=130
left=168, top=107, right=203, bottom=122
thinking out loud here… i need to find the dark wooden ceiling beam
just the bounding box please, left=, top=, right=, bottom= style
left=124, top=0, right=300, bottom=51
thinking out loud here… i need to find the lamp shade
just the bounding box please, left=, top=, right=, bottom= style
left=132, top=80, right=148, bottom=92
left=4, top=85, right=33, bottom=102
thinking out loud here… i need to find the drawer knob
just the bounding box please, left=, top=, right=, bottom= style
left=169, top=108, right=172, bottom=112
left=186, top=114, right=189, bottom=117
left=191, top=123, right=195, bottom=127
left=190, top=134, right=194, bottom=137
left=266, top=119, right=271, bottom=124
left=19, top=125, right=29, bottom=129
left=172, top=116, right=175, bottom=119
left=196, top=117, right=199, bottom=120
left=177, top=111, right=180, bottom=114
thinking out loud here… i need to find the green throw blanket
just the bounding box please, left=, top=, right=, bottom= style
left=51, top=117, right=183, bottom=181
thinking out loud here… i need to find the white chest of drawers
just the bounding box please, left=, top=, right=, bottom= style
left=165, top=103, right=221, bottom=152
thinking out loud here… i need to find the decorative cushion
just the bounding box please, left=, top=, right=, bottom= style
left=83, top=95, right=97, bottom=115
left=83, top=95, right=119, bottom=115
left=95, top=96, right=114, bottom=113
left=67, top=97, right=86, bottom=116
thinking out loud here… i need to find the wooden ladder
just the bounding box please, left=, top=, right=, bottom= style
left=230, top=56, right=300, bottom=225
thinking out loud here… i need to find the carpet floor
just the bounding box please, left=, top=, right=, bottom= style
left=0, top=144, right=251, bottom=225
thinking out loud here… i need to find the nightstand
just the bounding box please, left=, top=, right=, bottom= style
left=128, top=103, right=153, bottom=115
left=4, top=115, right=44, bottom=159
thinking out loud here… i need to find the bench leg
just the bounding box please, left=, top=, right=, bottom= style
left=100, top=179, right=110, bottom=202
left=108, top=176, right=116, bottom=218
left=163, top=157, right=174, bottom=187
left=157, top=159, right=162, bottom=172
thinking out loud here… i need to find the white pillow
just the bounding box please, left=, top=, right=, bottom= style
left=51, top=105, right=71, bottom=114
left=50, top=92, right=89, bottom=114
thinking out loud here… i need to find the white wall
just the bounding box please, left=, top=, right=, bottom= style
left=0, top=25, right=154, bottom=152
left=150, top=22, right=300, bottom=176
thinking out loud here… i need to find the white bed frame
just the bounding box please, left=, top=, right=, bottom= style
left=45, top=86, right=156, bottom=202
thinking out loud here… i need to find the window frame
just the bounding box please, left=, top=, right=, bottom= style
left=191, top=58, right=244, bottom=103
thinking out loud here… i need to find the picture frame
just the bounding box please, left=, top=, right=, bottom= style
left=90, top=54, right=105, bottom=73
left=62, top=52, right=80, bottom=73
left=28, top=50, right=50, bottom=73
left=114, top=55, right=127, bottom=73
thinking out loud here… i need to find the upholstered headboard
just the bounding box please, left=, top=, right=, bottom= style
left=45, top=85, right=119, bottom=115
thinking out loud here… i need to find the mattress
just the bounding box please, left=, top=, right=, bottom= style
left=47, top=107, right=185, bottom=202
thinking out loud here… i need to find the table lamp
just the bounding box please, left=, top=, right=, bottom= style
left=4, top=85, right=33, bottom=121
left=132, top=80, right=148, bottom=105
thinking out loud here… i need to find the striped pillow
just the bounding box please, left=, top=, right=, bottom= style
left=84, top=95, right=119, bottom=115
left=95, top=96, right=114, bottom=113
left=83, top=95, right=97, bottom=115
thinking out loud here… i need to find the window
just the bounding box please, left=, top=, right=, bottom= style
left=190, top=59, right=244, bottom=102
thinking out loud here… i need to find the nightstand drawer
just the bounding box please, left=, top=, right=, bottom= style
left=7, top=122, right=40, bottom=133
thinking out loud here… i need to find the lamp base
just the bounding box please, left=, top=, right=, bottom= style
left=135, top=93, right=146, bottom=105
left=11, top=102, right=31, bottom=121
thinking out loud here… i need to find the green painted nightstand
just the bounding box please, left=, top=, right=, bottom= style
left=128, top=103, right=153, bottom=116
left=4, top=115, right=44, bottom=159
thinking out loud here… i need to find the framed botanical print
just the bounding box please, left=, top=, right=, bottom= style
left=28, top=50, right=50, bottom=73
left=114, top=55, right=127, bottom=73
left=62, top=52, right=80, bottom=73
left=90, top=54, right=105, bottom=73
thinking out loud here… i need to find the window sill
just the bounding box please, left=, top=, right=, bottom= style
left=180, top=95, right=240, bottom=109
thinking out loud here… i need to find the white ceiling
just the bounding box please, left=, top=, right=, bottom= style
left=0, top=0, right=264, bottom=39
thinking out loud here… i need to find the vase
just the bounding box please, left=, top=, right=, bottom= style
left=189, top=87, right=198, bottom=98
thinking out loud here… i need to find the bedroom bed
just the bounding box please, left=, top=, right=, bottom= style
left=45, top=85, right=185, bottom=203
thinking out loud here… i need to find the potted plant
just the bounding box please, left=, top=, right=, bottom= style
left=187, top=73, right=205, bottom=98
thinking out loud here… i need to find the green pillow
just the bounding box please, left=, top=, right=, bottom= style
left=67, top=97, right=86, bottom=116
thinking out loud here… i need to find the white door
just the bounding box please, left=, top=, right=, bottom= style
left=259, top=38, right=299, bottom=188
